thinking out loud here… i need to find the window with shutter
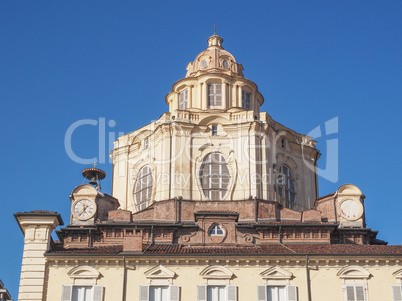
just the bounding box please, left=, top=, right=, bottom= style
left=257, top=285, right=267, bottom=301
left=344, top=285, right=366, bottom=301
left=200, top=153, right=231, bottom=200
left=62, top=285, right=73, bottom=301
left=179, top=89, right=188, bottom=110
left=393, top=286, right=402, bottom=301
left=286, top=286, right=297, bottom=301
left=92, top=286, right=103, bottom=301
left=226, top=285, right=237, bottom=301
left=140, top=285, right=150, bottom=301
left=198, top=285, right=207, bottom=301
left=169, top=285, right=180, bottom=301
left=208, top=84, right=222, bottom=107
left=134, top=165, right=154, bottom=211
left=62, top=286, right=104, bottom=301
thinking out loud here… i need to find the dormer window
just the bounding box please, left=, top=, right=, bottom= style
left=242, top=90, right=251, bottom=110
left=179, top=89, right=188, bottom=110
left=208, top=224, right=224, bottom=236
left=208, top=84, right=222, bottom=108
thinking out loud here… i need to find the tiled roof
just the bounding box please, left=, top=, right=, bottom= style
left=48, top=244, right=402, bottom=256
left=51, top=245, right=123, bottom=254
left=14, top=211, right=64, bottom=225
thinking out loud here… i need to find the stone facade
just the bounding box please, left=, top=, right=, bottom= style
left=15, top=34, right=402, bottom=301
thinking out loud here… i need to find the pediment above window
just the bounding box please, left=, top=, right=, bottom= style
left=144, top=265, right=176, bottom=280
left=200, top=265, right=234, bottom=280
left=260, top=266, right=293, bottom=280
left=67, top=266, right=100, bottom=285
left=337, top=266, right=371, bottom=279
left=393, top=268, right=402, bottom=280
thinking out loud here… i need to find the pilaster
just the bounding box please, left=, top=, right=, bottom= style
left=15, top=211, right=63, bottom=301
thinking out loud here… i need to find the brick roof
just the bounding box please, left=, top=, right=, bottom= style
left=48, top=244, right=402, bottom=256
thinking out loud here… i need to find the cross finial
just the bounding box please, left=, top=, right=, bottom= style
left=92, top=162, right=98, bottom=168
left=213, top=24, right=217, bottom=35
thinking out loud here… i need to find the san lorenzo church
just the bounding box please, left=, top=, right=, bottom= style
left=15, top=33, right=402, bottom=301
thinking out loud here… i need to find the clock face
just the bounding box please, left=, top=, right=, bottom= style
left=72, top=199, right=96, bottom=221
left=339, top=199, right=363, bottom=221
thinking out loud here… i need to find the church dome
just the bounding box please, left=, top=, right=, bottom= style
left=185, top=34, right=244, bottom=78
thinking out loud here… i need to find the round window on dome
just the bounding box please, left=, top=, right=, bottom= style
left=201, top=59, right=209, bottom=69
left=222, top=59, right=229, bottom=69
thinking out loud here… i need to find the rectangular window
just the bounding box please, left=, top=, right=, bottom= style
left=73, top=287, right=92, bottom=301
left=257, top=285, right=297, bottom=301
left=242, top=90, right=251, bottom=110
left=61, top=286, right=103, bottom=301
left=179, top=89, right=188, bottom=110
left=208, top=286, right=225, bottom=301
left=208, top=84, right=222, bottom=107
left=150, top=286, right=169, bottom=301
left=212, top=125, right=218, bottom=136
left=139, top=286, right=180, bottom=301
left=268, top=286, right=286, bottom=301
left=198, top=285, right=237, bottom=301
left=393, top=286, right=402, bottom=301
left=345, top=285, right=366, bottom=301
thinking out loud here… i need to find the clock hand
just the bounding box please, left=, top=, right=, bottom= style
left=78, top=204, right=88, bottom=216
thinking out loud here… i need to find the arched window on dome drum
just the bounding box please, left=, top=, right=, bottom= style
left=242, top=90, right=251, bottom=110
left=134, top=165, right=153, bottom=211
left=277, top=165, right=297, bottom=210
left=207, top=84, right=222, bottom=107
left=179, top=89, right=188, bottom=110
left=200, top=153, right=230, bottom=200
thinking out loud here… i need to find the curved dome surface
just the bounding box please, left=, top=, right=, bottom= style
left=185, top=35, right=244, bottom=78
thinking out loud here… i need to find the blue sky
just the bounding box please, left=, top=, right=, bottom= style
left=1, top=0, right=401, bottom=298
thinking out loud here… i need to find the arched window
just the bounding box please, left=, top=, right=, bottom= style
left=134, top=165, right=153, bottom=211
left=200, top=153, right=230, bottom=200
left=278, top=166, right=296, bottom=209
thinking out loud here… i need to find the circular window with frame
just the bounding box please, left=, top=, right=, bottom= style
left=201, top=59, right=209, bottom=69
left=222, top=59, right=229, bottom=69
left=208, top=224, right=225, bottom=236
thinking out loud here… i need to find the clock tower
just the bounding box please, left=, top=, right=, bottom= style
left=336, top=184, right=366, bottom=228
left=69, top=167, right=120, bottom=225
